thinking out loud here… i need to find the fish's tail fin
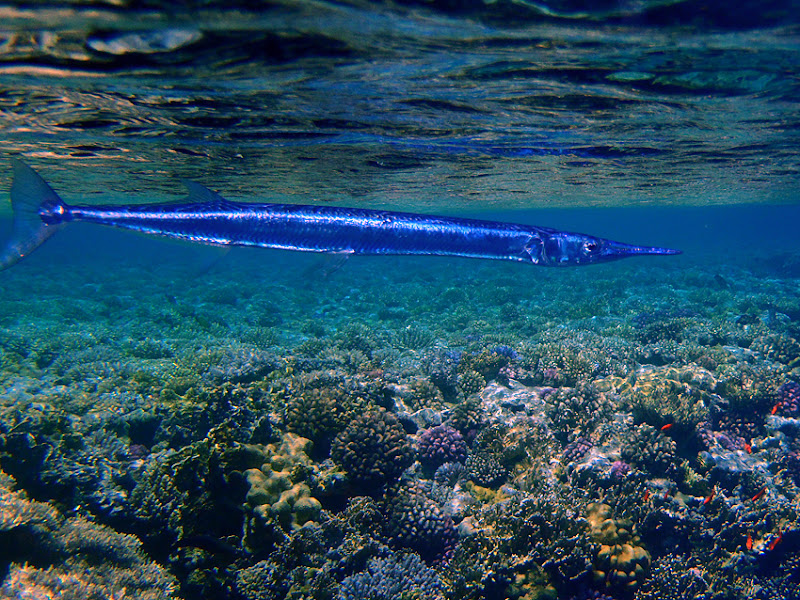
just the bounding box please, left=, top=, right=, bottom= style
left=0, top=159, right=67, bottom=271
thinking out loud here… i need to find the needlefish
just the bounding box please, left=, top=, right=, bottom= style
left=0, top=160, right=680, bottom=271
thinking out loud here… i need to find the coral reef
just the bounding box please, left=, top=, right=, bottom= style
left=386, top=486, right=458, bottom=564
left=3, top=224, right=800, bottom=600
left=544, top=382, right=611, bottom=444
left=0, top=468, right=178, bottom=599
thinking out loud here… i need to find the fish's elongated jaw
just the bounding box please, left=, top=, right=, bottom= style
left=600, top=240, right=682, bottom=259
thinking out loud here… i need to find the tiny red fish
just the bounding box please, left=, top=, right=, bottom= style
left=660, top=423, right=673, bottom=431
left=703, top=486, right=715, bottom=505
left=744, top=442, right=752, bottom=454
left=643, top=490, right=651, bottom=502
left=768, top=531, right=783, bottom=551
left=771, top=402, right=782, bottom=415
left=746, top=533, right=753, bottom=551
left=751, top=487, right=767, bottom=502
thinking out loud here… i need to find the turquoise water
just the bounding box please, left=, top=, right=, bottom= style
left=1, top=2, right=800, bottom=600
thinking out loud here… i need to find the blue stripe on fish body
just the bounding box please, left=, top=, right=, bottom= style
left=65, top=202, right=547, bottom=263
left=0, top=160, right=681, bottom=271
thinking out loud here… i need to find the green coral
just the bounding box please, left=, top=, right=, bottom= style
left=544, top=382, right=611, bottom=444
left=620, top=424, right=678, bottom=478
left=457, top=349, right=510, bottom=380
left=613, top=366, right=715, bottom=434
left=406, top=377, right=445, bottom=412
left=457, top=369, right=487, bottom=397
left=751, top=333, right=800, bottom=367
left=447, top=396, right=485, bottom=437
left=283, top=372, right=380, bottom=455
left=715, top=362, right=783, bottom=414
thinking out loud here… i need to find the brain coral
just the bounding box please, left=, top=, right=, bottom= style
left=416, top=425, right=468, bottom=471
left=330, top=410, right=414, bottom=491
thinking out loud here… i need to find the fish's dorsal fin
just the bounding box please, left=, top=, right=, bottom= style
left=181, top=180, right=240, bottom=210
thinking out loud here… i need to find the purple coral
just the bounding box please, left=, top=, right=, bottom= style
left=776, top=381, right=800, bottom=416
left=562, top=437, right=593, bottom=464
left=609, top=460, right=631, bottom=482
left=416, top=425, right=468, bottom=470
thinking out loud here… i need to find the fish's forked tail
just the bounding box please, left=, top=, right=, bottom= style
left=0, top=159, right=67, bottom=271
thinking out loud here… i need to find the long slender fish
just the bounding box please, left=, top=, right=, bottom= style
left=0, top=160, right=680, bottom=270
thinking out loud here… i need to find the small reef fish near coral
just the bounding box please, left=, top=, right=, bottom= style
left=0, top=160, right=680, bottom=272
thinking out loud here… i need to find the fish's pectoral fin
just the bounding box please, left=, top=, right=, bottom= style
left=302, top=251, right=352, bottom=281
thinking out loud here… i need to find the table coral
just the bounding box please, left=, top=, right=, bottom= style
left=0, top=468, right=178, bottom=600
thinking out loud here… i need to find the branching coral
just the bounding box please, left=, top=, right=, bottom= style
left=330, top=410, right=414, bottom=491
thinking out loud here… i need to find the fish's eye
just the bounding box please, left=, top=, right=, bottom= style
left=583, top=241, right=599, bottom=253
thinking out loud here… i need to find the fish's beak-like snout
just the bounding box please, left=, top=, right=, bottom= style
left=602, top=240, right=682, bottom=259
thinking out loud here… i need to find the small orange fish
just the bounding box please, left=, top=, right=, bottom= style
left=746, top=533, right=753, bottom=551
left=664, top=488, right=670, bottom=499
left=751, top=486, right=767, bottom=502
left=703, top=486, right=715, bottom=505
left=768, top=531, right=783, bottom=551
left=771, top=402, right=782, bottom=415
left=744, top=441, right=752, bottom=454
left=660, top=423, right=673, bottom=431
left=643, top=490, right=651, bottom=502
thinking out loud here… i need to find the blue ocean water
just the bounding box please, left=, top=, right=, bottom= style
left=1, top=2, right=800, bottom=600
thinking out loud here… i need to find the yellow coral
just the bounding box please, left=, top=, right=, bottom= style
left=244, top=433, right=322, bottom=533
left=586, top=503, right=650, bottom=590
